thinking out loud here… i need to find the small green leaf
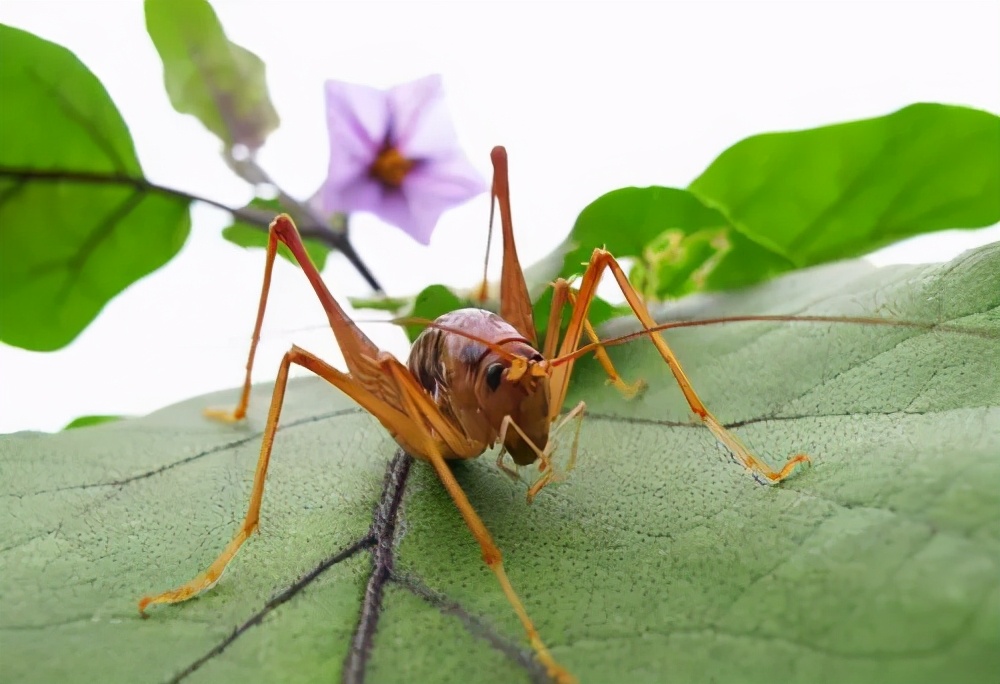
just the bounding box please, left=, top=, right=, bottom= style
left=0, top=25, right=190, bottom=351
left=63, top=415, right=124, bottom=430
left=689, top=103, right=1000, bottom=265
left=628, top=226, right=730, bottom=299
left=404, top=284, right=471, bottom=342
left=558, top=186, right=732, bottom=278
left=222, top=198, right=331, bottom=271
left=348, top=295, right=411, bottom=315
left=144, top=0, right=280, bottom=149
left=556, top=186, right=794, bottom=300
left=2, top=243, right=996, bottom=683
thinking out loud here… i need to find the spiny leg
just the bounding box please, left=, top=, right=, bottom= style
left=206, top=214, right=383, bottom=422
left=549, top=249, right=809, bottom=484
left=381, top=360, right=576, bottom=684
left=545, top=278, right=646, bottom=401
left=138, top=346, right=421, bottom=614
left=493, top=401, right=585, bottom=502
left=490, top=146, right=538, bottom=347
left=141, top=348, right=295, bottom=612
left=523, top=401, right=586, bottom=503
left=551, top=401, right=586, bottom=478
left=495, top=449, right=522, bottom=483
left=203, top=216, right=283, bottom=422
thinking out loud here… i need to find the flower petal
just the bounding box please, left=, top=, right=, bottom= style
left=388, top=75, right=462, bottom=160
left=392, top=157, right=488, bottom=244
left=406, top=154, right=488, bottom=204
left=316, top=74, right=486, bottom=243
left=319, top=80, right=388, bottom=214
left=323, top=79, right=387, bottom=152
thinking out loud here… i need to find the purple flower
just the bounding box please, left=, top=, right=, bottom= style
left=315, top=75, right=487, bottom=244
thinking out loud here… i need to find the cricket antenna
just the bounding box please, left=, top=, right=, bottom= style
left=476, top=145, right=510, bottom=302
left=476, top=166, right=497, bottom=302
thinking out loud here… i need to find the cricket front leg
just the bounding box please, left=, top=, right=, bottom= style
left=549, top=249, right=809, bottom=484
left=493, top=400, right=586, bottom=503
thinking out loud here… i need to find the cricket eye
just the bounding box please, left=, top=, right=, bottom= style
left=485, top=363, right=504, bottom=391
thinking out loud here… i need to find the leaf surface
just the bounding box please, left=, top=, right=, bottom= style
left=2, top=244, right=998, bottom=683
left=689, top=104, right=1000, bottom=266
left=0, top=25, right=191, bottom=351
left=144, top=0, right=280, bottom=149
left=563, top=104, right=1000, bottom=300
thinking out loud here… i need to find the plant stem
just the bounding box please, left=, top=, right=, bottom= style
left=0, top=166, right=384, bottom=293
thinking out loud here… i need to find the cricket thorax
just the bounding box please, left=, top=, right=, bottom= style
left=407, top=308, right=551, bottom=464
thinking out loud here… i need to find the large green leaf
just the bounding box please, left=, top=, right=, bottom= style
left=690, top=103, right=1000, bottom=265
left=0, top=25, right=191, bottom=351
left=144, top=0, right=280, bottom=150
left=564, top=104, right=1000, bottom=300
left=2, top=243, right=997, bottom=683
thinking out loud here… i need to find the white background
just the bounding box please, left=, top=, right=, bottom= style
left=1, top=0, right=998, bottom=433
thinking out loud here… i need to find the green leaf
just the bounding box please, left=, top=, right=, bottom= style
left=3, top=243, right=997, bottom=683
left=144, top=0, right=280, bottom=149
left=352, top=281, right=621, bottom=346
left=0, top=25, right=191, bottom=351
left=561, top=104, right=1000, bottom=302
left=62, top=415, right=124, bottom=430
left=559, top=186, right=794, bottom=300
left=689, top=103, right=1000, bottom=265
left=403, top=284, right=472, bottom=342
left=222, top=198, right=331, bottom=271
left=558, top=186, right=727, bottom=277
left=347, top=294, right=411, bottom=315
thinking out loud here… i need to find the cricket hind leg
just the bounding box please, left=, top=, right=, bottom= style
left=205, top=214, right=382, bottom=423
left=549, top=249, right=809, bottom=484
left=139, top=346, right=415, bottom=614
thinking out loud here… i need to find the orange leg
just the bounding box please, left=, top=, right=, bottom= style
left=494, top=400, right=585, bottom=500
left=544, top=279, right=646, bottom=402
left=490, top=147, right=539, bottom=347
left=205, top=214, right=384, bottom=423
left=139, top=346, right=411, bottom=613
left=378, top=360, right=575, bottom=684
left=548, top=249, right=809, bottom=484
left=521, top=401, right=586, bottom=503
left=140, top=346, right=575, bottom=681
left=145, top=213, right=573, bottom=682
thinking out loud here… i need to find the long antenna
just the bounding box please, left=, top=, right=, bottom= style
left=475, top=169, right=498, bottom=302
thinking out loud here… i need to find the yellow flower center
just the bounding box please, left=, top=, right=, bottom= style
left=370, top=147, right=415, bottom=188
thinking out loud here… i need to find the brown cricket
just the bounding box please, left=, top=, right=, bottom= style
left=139, top=146, right=812, bottom=683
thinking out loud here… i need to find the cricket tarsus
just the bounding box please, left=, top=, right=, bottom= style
left=140, top=147, right=825, bottom=684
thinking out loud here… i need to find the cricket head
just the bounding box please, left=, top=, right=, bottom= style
left=409, top=308, right=553, bottom=467
left=474, top=344, right=552, bottom=466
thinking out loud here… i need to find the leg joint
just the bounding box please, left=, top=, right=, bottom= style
left=482, top=547, right=502, bottom=567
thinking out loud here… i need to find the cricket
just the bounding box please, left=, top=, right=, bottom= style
left=138, top=146, right=955, bottom=683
